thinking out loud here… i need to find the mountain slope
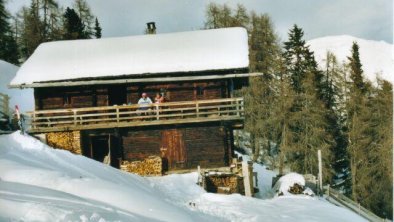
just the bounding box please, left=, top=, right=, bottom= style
left=0, top=60, right=34, bottom=112
left=307, top=35, right=393, bottom=83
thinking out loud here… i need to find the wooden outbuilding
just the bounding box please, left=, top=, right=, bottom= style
left=10, top=27, right=254, bottom=175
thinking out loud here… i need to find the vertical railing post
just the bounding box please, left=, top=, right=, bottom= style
left=116, top=106, right=120, bottom=123
left=33, top=112, right=36, bottom=129
left=73, top=110, right=77, bottom=126
left=196, top=101, right=199, bottom=118
left=236, top=98, right=240, bottom=116
left=156, top=104, right=159, bottom=120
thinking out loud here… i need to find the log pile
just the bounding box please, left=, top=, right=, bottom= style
left=288, top=183, right=304, bottom=195
left=46, top=131, right=81, bottom=154
left=121, top=156, right=162, bottom=176
left=198, top=153, right=257, bottom=196
left=204, top=173, right=244, bottom=194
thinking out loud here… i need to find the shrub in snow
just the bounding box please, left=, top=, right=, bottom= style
left=273, top=173, right=315, bottom=197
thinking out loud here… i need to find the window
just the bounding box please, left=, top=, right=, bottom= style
left=63, top=94, right=71, bottom=107
left=196, top=86, right=204, bottom=96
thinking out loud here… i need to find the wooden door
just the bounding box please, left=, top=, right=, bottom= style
left=161, top=129, right=186, bottom=170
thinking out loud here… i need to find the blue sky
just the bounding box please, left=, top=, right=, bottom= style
left=6, top=0, right=393, bottom=43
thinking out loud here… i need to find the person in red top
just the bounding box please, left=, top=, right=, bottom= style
left=14, top=105, right=25, bottom=134
left=154, top=92, right=165, bottom=104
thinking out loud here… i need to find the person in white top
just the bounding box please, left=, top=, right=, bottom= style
left=137, top=93, right=152, bottom=110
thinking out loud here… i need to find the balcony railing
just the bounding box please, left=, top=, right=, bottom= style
left=27, top=97, right=244, bottom=133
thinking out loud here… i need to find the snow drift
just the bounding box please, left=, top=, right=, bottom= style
left=0, top=132, right=211, bottom=221
left=0, top=60, right=34, bottom=112
left=308, top=35, right=393, bottom=83
left=0, top=132, right=367, bottom=221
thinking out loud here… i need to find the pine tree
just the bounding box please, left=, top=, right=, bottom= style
left=346, top=42, right=368, bottom=201
left=63, top=7, right=87, bottom=40
left=272, top=59, right=295, bottom=175
left=0, top=0, right=19, bottom=64
left=205, top=3, right=240, bottom=29
left=204, top=3, right=284, bottom=165
left=361, top=79, right=392, bottom=219
left=286, top=70, right=335, bottom=181
left=348, top=42, right=365, bottom=93
left=322, top=52, right=350, bottom=192
left=94, top=17, right=102, bottom=39
left=345, top=43, right=392, bottom=218
left=41, top=0, right=59, bottom=39
left=14, top=0, right=62, bottom=60
left=283, top=25, right=310, bottom=93
left=243, top=13, right=282, bottom=163
left=73, top=0, right=94, bottom=38
left=283, top=25, right=335, bottom=181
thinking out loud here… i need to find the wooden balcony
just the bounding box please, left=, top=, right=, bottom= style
left=27, top=97, right=244, bottom=133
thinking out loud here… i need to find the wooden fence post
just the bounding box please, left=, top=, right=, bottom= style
left=318, top=149, right=323, bottom=195
left=242, top=161, right=252, bottom=197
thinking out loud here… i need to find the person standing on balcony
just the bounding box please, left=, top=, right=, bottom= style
left=154, top=93, right=165, bottom=104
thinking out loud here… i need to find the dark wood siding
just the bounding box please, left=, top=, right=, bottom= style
left=121, top=124, right=230, bottom=170
left=125, top=80, right=227, bottom=104
left=35, top=87, right=104, bottom=110
left=122, top=129, right=162, bottom=161
left=34, top=80, right=230, bottom=110
left=183, top=126, right=228, bottom=168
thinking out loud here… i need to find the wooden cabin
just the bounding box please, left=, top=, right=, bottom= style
left=10, top=27, right=253, bottom=174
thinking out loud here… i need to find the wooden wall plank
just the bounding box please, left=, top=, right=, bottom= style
left=35, top=80, right=230, bottom=111
left=121, top=124, right=230, bottom=170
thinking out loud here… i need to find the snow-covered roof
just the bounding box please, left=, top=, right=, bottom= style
left=11, top=27, right=249, bottom=86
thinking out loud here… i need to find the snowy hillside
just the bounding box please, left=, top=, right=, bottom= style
left=0, top=60, right=34, bottom=112
left=308, top=35, right=393, bottom=83
left=0, top=132, right=367, bottom=221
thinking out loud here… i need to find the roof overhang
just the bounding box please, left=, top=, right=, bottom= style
left=9, top=72, right=263, bottom=89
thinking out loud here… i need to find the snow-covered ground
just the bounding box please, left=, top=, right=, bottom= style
left=308, top=35, right=394, bottom=83
left=0, top=60, right=34, bottom=112
left=0, top=132, right=367, bottom=221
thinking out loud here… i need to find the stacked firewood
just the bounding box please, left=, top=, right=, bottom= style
left=121, top=156, right=162, bottom=176
left=204, top=173, right=243, bottom=194
left=46, top=131, right=81, bottom=154
left=288, top=183, right=304, bottom=194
